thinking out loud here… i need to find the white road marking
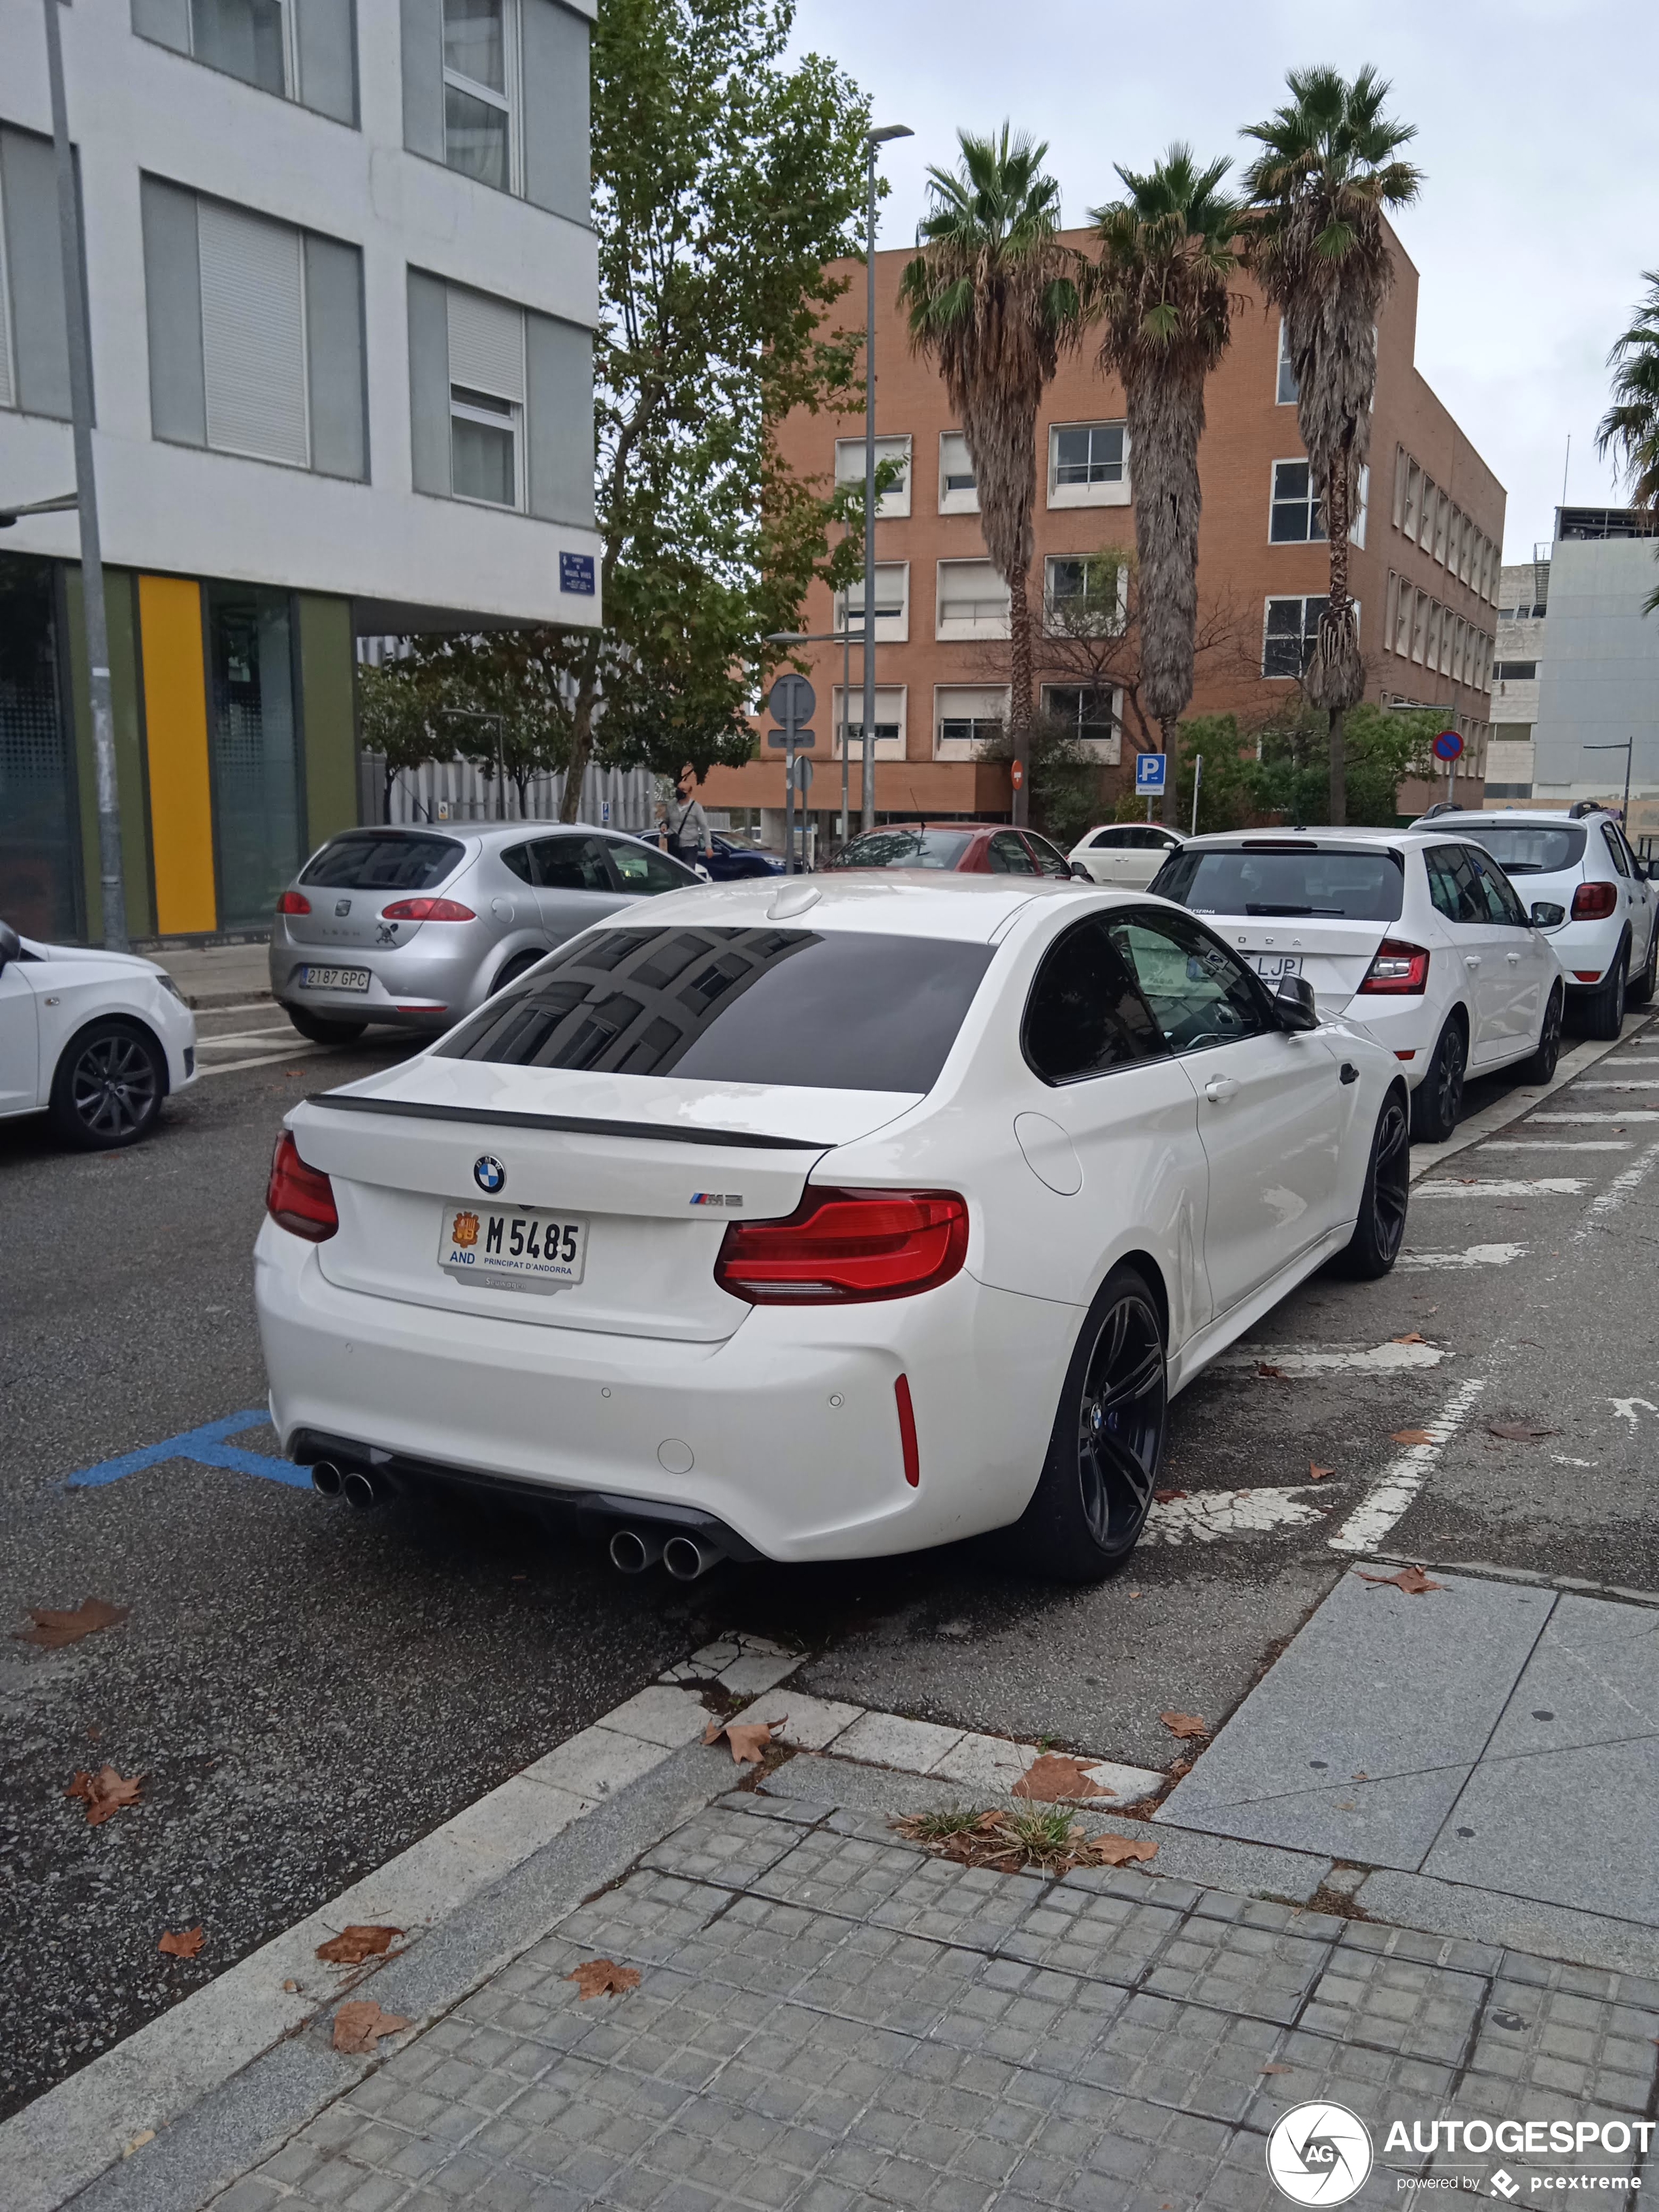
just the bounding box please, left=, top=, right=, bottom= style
left=197, top=1046, right=325, bottom=1078
left=1415, top=1178, right=1586, bottom=1196
left=1590, top=1059, right=1659, bottom=1068
left=1404, top=1019, right=1654, bottom=1181
left=195, top=1027, right=300, bottom=1047
left=1570, top=1080, right=1659, bottom=1091
left=187, top=999, right=274, bottom=1017
left=1213, top=1340, right=1445, bottom=1375
left=1481, top=1140, right=1632, bottom=1151
left=1551, top=1456, right=1595, bottom=1469
left=1527, top=1111, right=1659, bottom=1123
left=1328, top=1375, right=1487, bottom=1555
left=1611, top=1398, right=1659, bottom=1428
left=1398, top=1242, right=1524, bottom=1270
left=1142, top=1486, right=1331, bottom=1545
left=1571, top=1138, right=1659, bottom=1242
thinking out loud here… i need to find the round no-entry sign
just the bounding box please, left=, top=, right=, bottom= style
left=1010, top=760, right=1025, bottom=791
left=1432, top=728, right=1464, bottom=763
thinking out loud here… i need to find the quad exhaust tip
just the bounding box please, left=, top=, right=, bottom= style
left=608, top=1528, right=663, bottom=1575
left=310, top=1460, right=344, bottom=1499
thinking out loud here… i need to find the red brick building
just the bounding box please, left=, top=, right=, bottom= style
left=704, top=222, right=1505, bottom=835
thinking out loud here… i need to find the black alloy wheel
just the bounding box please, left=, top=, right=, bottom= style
left=1580, top=946, right=1628, bottom=1041
left=1519, top=984, right=1564, bottom=1085
left=50, top=1022, right=165, bottom=1150
left=1014, top=1263, right=1168, bottom=1582
left=1336, top=1087, right=1411, bottom=1279
left=1410, top=1016, right=1466, bottom=1144
left=1631, top=924, right=1659, bottom=1009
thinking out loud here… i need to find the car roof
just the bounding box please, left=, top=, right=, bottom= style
left=1414, top=809, right=1607, bottom=829
left=1177, top=826, right=1441, bottom=852
left=322, top=820, right=647, bottom=843
left=846, top=820, right=999, bottom=836
left=604, top=870, right=1117, bottom=942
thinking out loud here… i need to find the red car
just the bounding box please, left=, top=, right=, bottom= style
left=826, top=822, right=1080, bottom=878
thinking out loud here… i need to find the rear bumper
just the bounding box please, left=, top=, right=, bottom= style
left=253, top=1220, right=1073, bottom=1562
left=268, top=929, right=498, bottom=1028
left=1333, top=993, right=1437, bottom=1084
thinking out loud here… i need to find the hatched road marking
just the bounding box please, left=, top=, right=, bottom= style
left=1142, top=1486, right=1332, bottom=1545
left=1415, top=1177, right=1586, bottom=1196
left=1527, top=1111, right=1659, bottom=1123
left=1212, top=1339, right=1445, bottom=1375
left=1481, top=1140, right=1632, bottom=1151
left=1398, top=1242, right=1524, bottom=1270
left=1327, top=1375, right=1487, bottom=1556
left=1571, top=1138, right=1659, bottom=1242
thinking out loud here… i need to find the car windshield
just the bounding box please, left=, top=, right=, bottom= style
left=435, top=926, right=995, bottom=1093
left=829, top=828, right=973, bottom=870
left=1462, top=824, right=1587, bottom=876
left=299, top=833, right=463, bottom=891
left=1151, top=846, right=1405, bottom=922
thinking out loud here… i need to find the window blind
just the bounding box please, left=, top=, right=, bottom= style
left=447, top=283, right=524, bottom=401
left=199, top=199, right=309, bottom=465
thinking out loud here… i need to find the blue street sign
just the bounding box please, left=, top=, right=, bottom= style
left=559, top=552, right=596, bottom=596
left=1432, top=728, right=1464, bottom=763
left=1136, top=752, right=1167, bottom=793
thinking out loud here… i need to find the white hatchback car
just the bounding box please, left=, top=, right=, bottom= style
left=1411, top=808, right=1656, bottom=1040
left=1148, top=828, right=1567, bottom=1142
left=0, top=920, right=197, bottom=1148
left=1069, top=822, right=1187, bottom=890
left=255, top=875, right=1407, bottom=1583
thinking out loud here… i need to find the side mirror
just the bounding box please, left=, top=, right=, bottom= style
left=1530, top=900, right=1566, bottom=929
left=1069, top=860, right=1093, bottom=882
left=1274, top=974, right=1319, bottom=1031
left=0, top=920, right=19, bottom=974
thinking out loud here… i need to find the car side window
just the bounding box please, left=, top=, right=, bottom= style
left=1425, top=844, right=1487, bottom=925
left=1023, top=917, right=1169, bottom=1084
left=988, top=831, right=1039, bottom=876
left=1023, top=833, right=1072, bottom=879
left=1602, top=824, right=1630, bottom=880
left=1090, top=828, right=1128, bottom=850
left=1106, top=908, right=1270, bottom=1054
left=499, top=844, right=536, bottom=886
left=606, top=839, right=696, bottom=894
left=1464, top=846, right=1529, bottom=929
left=533, top=837, right=613, bottom=892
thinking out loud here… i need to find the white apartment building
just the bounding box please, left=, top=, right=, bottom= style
left=1484, top=555, right=1549, bottom=807
left=1532, top=507, right=1659, bottom=845
left=0, top=0, right=599, bottom=944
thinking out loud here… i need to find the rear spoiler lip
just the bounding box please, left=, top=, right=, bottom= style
left=303, top=1090, right=831, bottom=1151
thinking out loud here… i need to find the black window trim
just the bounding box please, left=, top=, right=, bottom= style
left=1020, top=912, right=1172, bottom=1089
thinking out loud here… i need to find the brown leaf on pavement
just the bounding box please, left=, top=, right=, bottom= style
left=1167, top=1757, right=1193, bottom=1779
left=15, top=1597, right=130, bottom=1648
left=1159, top=1712, right=1208, bottom=1740
left=1255, top=1363, right=1290, bottom=1381
left=702, top=1716, right=781, bottom=1765
left=65, top=1765, right=143, bottom=1825
left=1487, top=1421, right=1557, bottom=1441
left=566, top=1959, right=641, bottom=2000
left=316, top=1925, right=405, bottom=1965
left=1014, top=1754, right=1114, bottom=1803
left=1308, top=1463, right=1334, bottom=1481
left=1358, top=1565, right=1444, bottom=1595
left=1389, top=1429, right=1434, bottom=1447
left=158, top=1927, right=204, bottom=1959
left=1392, top=1332, right=1426, bottom=1345
left=1153, top=1488, right=1186, bottom=1503
left=1260, top=2062, right=1293, bottom=2075
left=1089, top=1833, right=1158, bottom=1866
left=332, top=2000, right=413, bottom=2053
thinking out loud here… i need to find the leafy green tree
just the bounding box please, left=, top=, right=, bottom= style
left=1092, top=147, right=1241, bottom=818
left=1253, top=701, right=1438, bottom=825
left=1596, top=270, right=1659, bottom=614
left=899, top=125, right=1087, bottom=824
left=1168, top=714, right=1258, bottom=835
left=976, top=712, right=1107, bottom=849
left=357, top=656, right=442, bottom=816
left=1242, top=67, right=1422, bottom=822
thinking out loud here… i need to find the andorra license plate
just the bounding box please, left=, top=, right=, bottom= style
left=299, top=965, right=370, bottom=991
left=438, top=1202, right=588, bottom=1292
left=1253, top=953, right=1303, bottom=981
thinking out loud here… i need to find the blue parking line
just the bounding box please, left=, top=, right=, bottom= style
left=64, top=1412, right=310, bottom=1491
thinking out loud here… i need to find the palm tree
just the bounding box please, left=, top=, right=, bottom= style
left=1092, top=146, right=1241, bottom=815
left=900, top=126, right=1086, bottom=824
left=1241, top=66, right=1421, bottom=823
left=1596, top=272, right=1659, bottom=613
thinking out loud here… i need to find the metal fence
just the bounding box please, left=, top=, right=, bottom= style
left=357, top=753, right=662, bottom=835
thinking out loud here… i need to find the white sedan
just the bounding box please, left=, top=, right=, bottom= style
left=1069, top=822, right=1187, bottom=889
left=255, top=875, right=1409, bottom=1582
left=0, top=920, right=197, bottom=1149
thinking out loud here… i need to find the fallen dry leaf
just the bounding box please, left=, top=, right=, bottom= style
left=1358, top=1565, right=1444, bottom=1596
left=1153, top=1488, right=1187, bottom=1503
left=315, top=1925, right=404, bottom=1965
left=157, top=1926, right=203, bottom=1959
left=1255, top=1362, right=1291, bottom=1381
left=1487, top=1421, right=1557, bottom=1442
left=1090, top=1833, right=1159, bottom=1866
left=1392, top=1332, right=1426, bottom=1345
left=702, top=1716, right=781, bottom=1765
left=1259, top=2064, right=1293, bottom=2076
left=1159, top=1712, right=1208, bottom=1740
left=283, top=1980, right=300, bottom=1993
left=65, top=1765, right=142, bottom=1826
left=122, top=2131, right=155, bottom=2160
left=1389, top=1429, right=1434, bottom=1447
left=566, top=1959, right=641, bottom=2000
left=1014, top=1754, right=1114, bottom=1803
left=1308, top=1463, right=1334, bottom=1482
left=14, top=1597, right=130, bottom=1649
left=1167, top=1757, right=1193, bottom=1779
left=332, top=2000, right=413, bottom=2053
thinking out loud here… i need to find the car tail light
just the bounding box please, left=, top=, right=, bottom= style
left=714, top=1188, right=969, bottom=1303
left=1571, top=881, right=1619, bottom=920
left=379, top=897, right=477, bottom=922
left=1357, top=939, right=1430, bottom=995
left=266, top=1131, right=338, bottom=1242
left=276, top=890, right=311, bottom=915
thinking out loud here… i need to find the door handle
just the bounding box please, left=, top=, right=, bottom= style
left=1506, top=952, right=1521, bottom=965
left=1204, top=1076, right=1240, bottom=1104
left=1464, top=955, right=1481, bottom=969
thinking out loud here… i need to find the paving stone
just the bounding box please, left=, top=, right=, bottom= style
left=1141, top=1913, right=1337, bottom=2025
left=831, top=1711, right=967, bottom=1772
left=1300, top=1944, right=1487, bottom=2063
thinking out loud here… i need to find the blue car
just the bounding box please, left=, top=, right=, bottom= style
left=702, top=832, right=785, bottom=880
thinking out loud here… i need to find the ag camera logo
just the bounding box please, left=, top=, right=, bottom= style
left=1266, top=2102, right=1374, bottom=2205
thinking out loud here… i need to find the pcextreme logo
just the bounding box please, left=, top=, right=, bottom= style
left=1266, top=2104, right=1374, bottom=2204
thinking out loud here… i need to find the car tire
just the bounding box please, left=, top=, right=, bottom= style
left=285, top=1004, right=368, bottom=1046
left=1334, top=1086, right=1411, bottom=1280
left=49, top=1019, right=166, bottom=1151
left=1012, top=1262, right=1168, bottom=1583
left=1409, top=1014, right=1467, bottom=1144
left=1517, top=982, right=1564, bottom=1086
left=1628, top=925, right=1657, bottom=1009
left=1579, top=945, right=1628, bottom=1041
left=491, top=948, right=546, bottom=994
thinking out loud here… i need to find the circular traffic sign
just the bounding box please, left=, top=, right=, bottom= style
left=790, top=756, right=814, bottom=793
left=1010, top=760, right=1025, bottom=791
left=768, top=673, right=815, bottom=726
left=1432, top=728, right=1464, bottom=762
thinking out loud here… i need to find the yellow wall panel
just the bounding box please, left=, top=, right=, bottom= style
left=138, top=575, right=217, bottom=935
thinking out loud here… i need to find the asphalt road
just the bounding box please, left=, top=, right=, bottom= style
left=4, top=999, right=1656, bottom=2117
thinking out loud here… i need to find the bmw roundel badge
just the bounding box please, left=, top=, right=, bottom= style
left=474, top=1155, right=506, bottom=1194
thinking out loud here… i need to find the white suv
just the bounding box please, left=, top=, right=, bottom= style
left=1411, top=808, right=1656, bottom=1040
left=1148, top=827, right=1566, bottom=1142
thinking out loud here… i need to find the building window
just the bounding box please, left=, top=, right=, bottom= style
left=937, top=558, right=1010, bottom=639
left=401, top=0, right=588, bottom=221
left=0, top=125, right=75, bottom=422
left=834, top=435, right=911, bottom=519
left=1494, top=661, right=1538, bottom=682
left=1485, top=783, right=1534, bottom=800
left=443, top=0, right=517, bottom=192
left=831, top=686, right=905, bottom=759
left=1270, top=460, right=1325, bottom=543
left=205, top=581, right=304, bottom=932
left=1048, top=421, right=1129, bottom=507
left=934, top=686, right=1008, bottom=759
left=1350, top=464, right=1369, bottom=549
left=1263, top=594, right=1328, bottom=679
left=1042, top=684, right=1120, bottom=760
left=1276, top=317, right=1298, bottom=404
left=1043, top=555, right=1127, bottom=634
left=833, top=562, right=909, bottom=642
left=939, top=431, right=978, bottom=513
left=450, top=387, right=518, bottom=505
left=0, top=551, right=80, bottom=939
left=131, top=0, right=357, bottom=125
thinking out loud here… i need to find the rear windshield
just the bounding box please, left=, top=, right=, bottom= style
left=435, top=926, right=995, bottom=1093
left=300, top=833, right=463, bottom=891
left=1150, top=846, right=1404, bottom=922
left=1462, top=824, right=1587, bottom=876
left=829, top=828, right=973, bottom=871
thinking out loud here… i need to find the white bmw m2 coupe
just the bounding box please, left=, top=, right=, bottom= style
left=255, top=874, right=1408, bottom=1581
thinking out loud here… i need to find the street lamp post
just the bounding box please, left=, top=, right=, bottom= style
left=861, top=123, right=912, bottom=837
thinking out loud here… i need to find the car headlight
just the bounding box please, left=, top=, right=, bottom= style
left=155, top=972, right=188, bottom=1004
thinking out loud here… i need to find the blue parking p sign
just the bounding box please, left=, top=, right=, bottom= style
left=559, top=552, right=596, bottom=596
left=1136, top=752, right=1167, bottom=793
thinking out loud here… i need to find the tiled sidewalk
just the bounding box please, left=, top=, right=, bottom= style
left=214, top=1782, right=1659, bottom=2212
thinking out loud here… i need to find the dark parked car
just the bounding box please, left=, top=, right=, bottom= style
left=701, top=832, right=785, bottom=880
left=826, top=822, right=1077, bottom=877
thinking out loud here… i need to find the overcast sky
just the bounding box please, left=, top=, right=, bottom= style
left=790, top=0, right=1659, bottom=566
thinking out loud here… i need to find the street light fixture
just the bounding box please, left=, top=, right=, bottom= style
left=860, top=123, right=912, bottom=836
left=0, top=491, right=80, bottom=528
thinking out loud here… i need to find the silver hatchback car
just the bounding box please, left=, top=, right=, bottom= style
left=269, top=823, right=700, bottom=1042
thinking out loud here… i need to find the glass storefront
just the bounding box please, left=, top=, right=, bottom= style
left=0, top=554, right=80, bottom=942
left=206, top=581, right=304, bottom=930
